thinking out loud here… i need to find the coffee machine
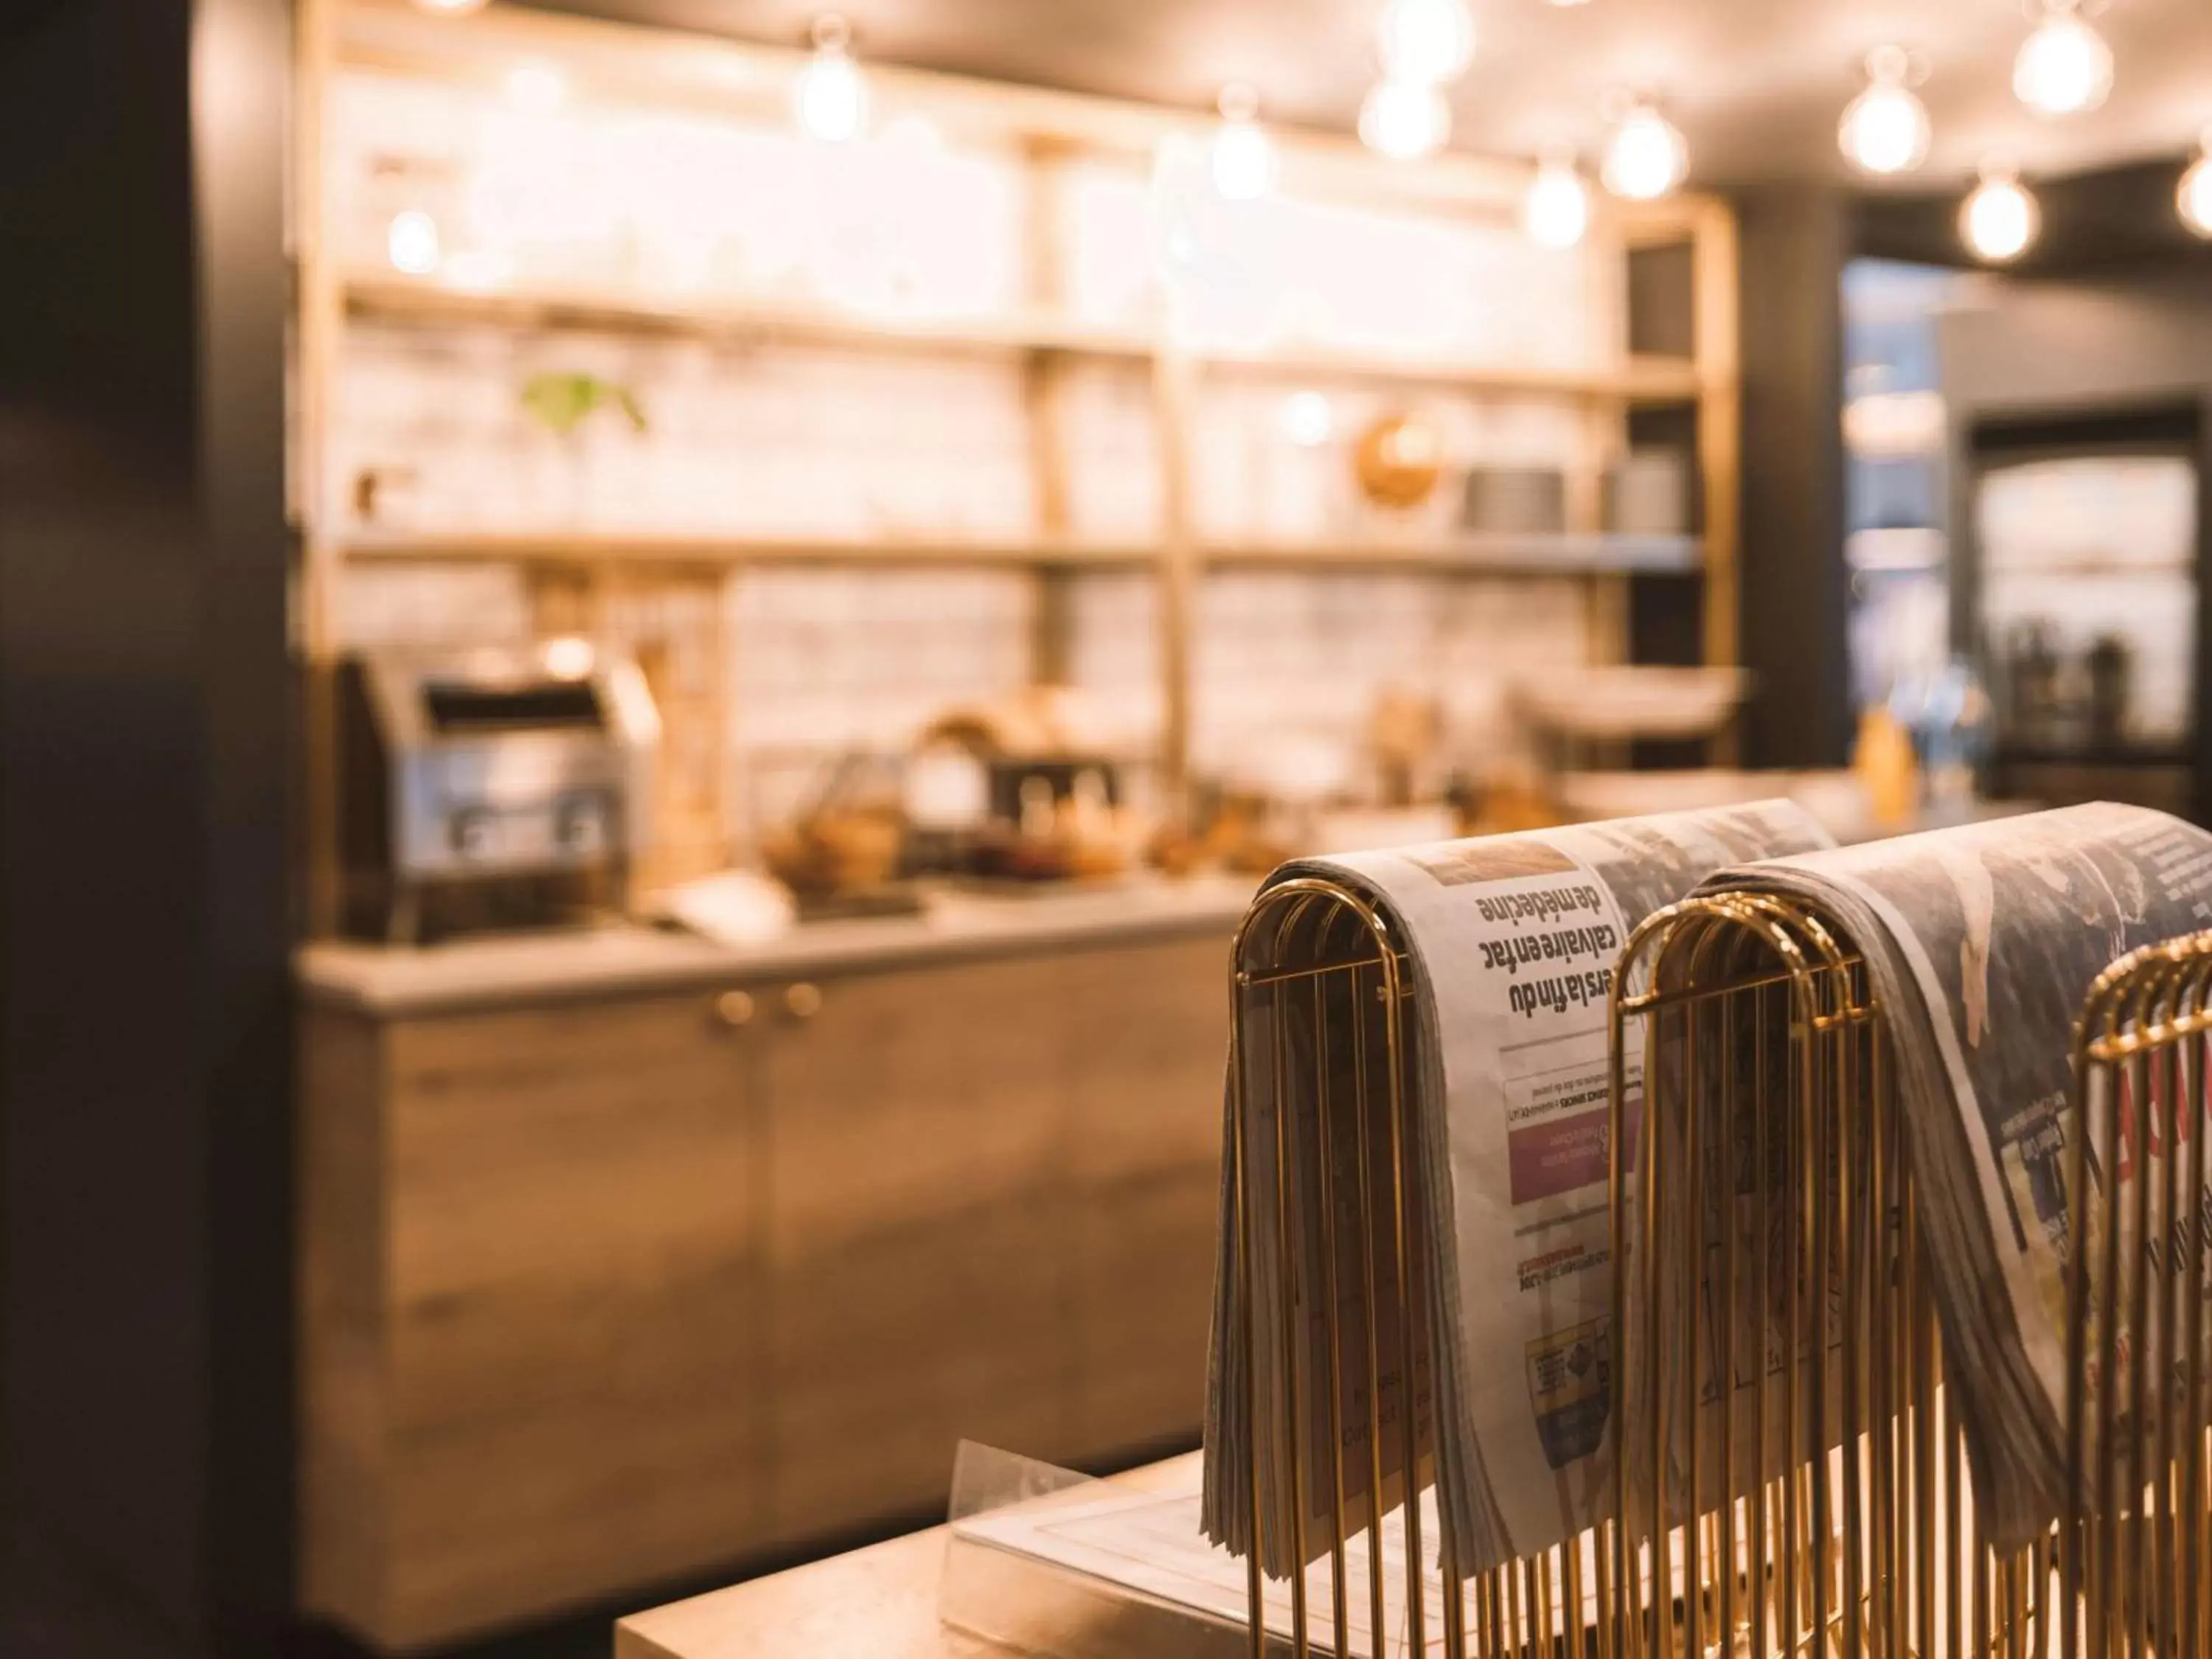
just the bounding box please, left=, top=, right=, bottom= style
left=336, top=641, right=660, bottom=942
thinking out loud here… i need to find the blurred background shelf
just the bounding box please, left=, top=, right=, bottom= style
left=344, top=274, right=1701, bottom=400
left=1200, top=532, right=1703, bottom=574
left=345, top=274, right=1158, bottom=360
left=335, top=530, right=1702, bottom=574
left=1189, top=341, right=1705, bottom=401
left=336, top=532, right=1164, bottom=568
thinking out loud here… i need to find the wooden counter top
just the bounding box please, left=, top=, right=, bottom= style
left=614, top=1454, right=1200, bottom=1659
left=296, top=877, right=1253, bottom=1017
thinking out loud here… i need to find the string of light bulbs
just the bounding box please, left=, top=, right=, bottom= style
left=406, top=0, right=2210, bottom=262
left=1830, top=2, right=2212, bottom=262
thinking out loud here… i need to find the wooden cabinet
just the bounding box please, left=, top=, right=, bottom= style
left=762, top=956, right=1080, bottom=1540
left=1064, top=938, right=1229, bottom=1455
left=300, top=931, right=1228, bottom=1651
left=302, top=987, right=770, bottom=1649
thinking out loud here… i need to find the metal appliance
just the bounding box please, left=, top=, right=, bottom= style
left=338, top=641, right=660, bottom=942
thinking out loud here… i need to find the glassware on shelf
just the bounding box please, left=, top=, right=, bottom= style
left=2085, top=632, right=2134, bottom=748
left=1894, top=653, right=1994, bottom=810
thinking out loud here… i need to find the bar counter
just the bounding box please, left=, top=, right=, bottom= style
left=293, top=880, right=1243, bottom=1651
left=298, top=874, right=1256, bottom=1018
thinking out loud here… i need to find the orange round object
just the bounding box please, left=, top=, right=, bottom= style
left=1353, top=411, right=1445, bottom=509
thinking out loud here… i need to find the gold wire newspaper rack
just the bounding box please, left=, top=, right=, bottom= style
left=1226, top=874, right=2212, bottom=1659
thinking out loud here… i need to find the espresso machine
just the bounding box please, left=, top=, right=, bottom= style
left=336, top=641, right=661, bottom=942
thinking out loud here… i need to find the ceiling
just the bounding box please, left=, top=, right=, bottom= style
left=525, top=0, right=2212, bottom=187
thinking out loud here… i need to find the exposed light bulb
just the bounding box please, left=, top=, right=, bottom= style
left=1961, top=161, right=2039, bottom=262
left=794, top=15, right=868, bottom=143
left=386, top=210, right=442, bottom=276
left=1838, top=46, right=1931, bottom=175
left=2180, top=130, right=2212, bottom=239
left=1360, top=78, right=1451, bottom=160
left=1377, top=0, right=1475, bottom=86
left=2014, top=1, right=2112, bottom=116
left=1523, top=149, right=1590, bottom=248
left=1602, top=102, right=1687, bottom=200
left=504, top=59, right=568, bottom=114
left=1211, top=83, right=1275, bottom=201
left=542, top=636, right=597, bottom=679
left=413, top=0, right=489, bottom=13
left=1280, top=391, right=1335, bottom=447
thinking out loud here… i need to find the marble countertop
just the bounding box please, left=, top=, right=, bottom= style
left=297, top=877, right=1256, bottom=1018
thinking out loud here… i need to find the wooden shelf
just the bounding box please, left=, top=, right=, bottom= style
left=337, top=532, right=1161, bottom=568
left=344, top=275, right=1701, bottom=399
left=1187, top=343, right=1705, bottom=403
left=344, top=274, right=1157, bottom=361
left=1203, top=532, right=1702, bottom=573
left=338, top=529, right=1700, bottom=575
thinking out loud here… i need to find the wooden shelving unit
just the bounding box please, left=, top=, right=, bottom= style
left=295, top=0, right=1743, bottom=921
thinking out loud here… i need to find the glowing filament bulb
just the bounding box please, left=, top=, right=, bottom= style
left=2179, top=129, right=2212, bottom=239
left=1839, top=46, right=1932, bottom=175
left=1360, top=78, right=1451, bottom=160
left=1377, top=0, right=1475, bottom=86
left=1961, top=161, right=2039, bottom=262
left=2014, top=0, right=2112, bottom=116
left=1210, top=83, right=1274, bottom=201
left=1603, top=101, right=1687, bottom=200
left=794, top=15, right=868, bottom=143
left=1523, top=148, right=1590, bottom=248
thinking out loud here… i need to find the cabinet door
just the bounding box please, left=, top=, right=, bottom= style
left=762, top=956, right=1076, bottom=1541
left=1064, top=934, right=1230, bottom=1455
left=380, top=989, right=765, bottom=1645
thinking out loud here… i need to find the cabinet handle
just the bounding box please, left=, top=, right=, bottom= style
left=714, top=990, right=757, bottom=1029
left=783, top=981, right=823, bottom=1020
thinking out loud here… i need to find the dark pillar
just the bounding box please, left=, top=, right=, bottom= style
left=1732, top=184, right=1852, bottom=768
left=0, top=0, right=294, bottom=1653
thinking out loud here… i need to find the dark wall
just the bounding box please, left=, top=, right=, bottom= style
left=1733, top=185, right=1853, bottom=768
left=0, top=0, right=293, bottom=1653
left=1859, top=156, right=2212, bottom=280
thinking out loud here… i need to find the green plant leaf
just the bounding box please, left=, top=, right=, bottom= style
left=519, top=371, right=649, bottom=437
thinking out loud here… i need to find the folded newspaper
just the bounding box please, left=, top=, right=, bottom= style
left=1683, top=799, right=2212, bottom=1551
left=1200, top=801, right=1837, bottom=1581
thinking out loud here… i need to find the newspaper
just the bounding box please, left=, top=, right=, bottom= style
left=1199, top=801, right=1836, bottom=1580
left=1685, top=800, right=2212, bottom=1550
